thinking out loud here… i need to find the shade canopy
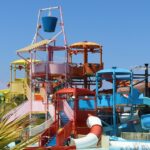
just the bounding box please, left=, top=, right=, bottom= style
left=16, top=39, right=66, bottom=53
left=11, top=59, right=40, bottom=65
left=70, top=41, right=101, bottom=49
left=16, top=39, right=51, bottom=53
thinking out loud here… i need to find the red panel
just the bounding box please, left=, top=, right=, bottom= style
left=76, top=110, right=96, bottom=134
left=56, top=121, right=73, bottom=146
left=76, top=127, right=90, bottom=135
left=34, top=94, right=43, bottom=101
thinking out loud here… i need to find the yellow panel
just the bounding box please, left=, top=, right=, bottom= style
left=10, top=81, right=25, bottom=94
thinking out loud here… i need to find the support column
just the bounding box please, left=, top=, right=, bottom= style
left=130, top=71, right=134, bottom=118
left=45, top=45, right=50, bottom=121
left=145, top=63, right=149, bottom=97
left=83, top=47, right=88, bottom=88
left=100, top=46, right=103, bottom=66
left=48, top=47, right=53, bottom=62
left=29, top=51, right=33, bottom=137
left=14, top=65, right=16, bottom=80
left=112, top=67, right=117, bottom=136
left=96, top=73, right=100, bottom=109
left=10, top=65, right=13, bottom=101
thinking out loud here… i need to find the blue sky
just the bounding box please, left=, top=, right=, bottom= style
left=0, top=0, right=150, bottom=88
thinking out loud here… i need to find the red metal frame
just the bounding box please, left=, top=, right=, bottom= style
left=56, top=88, right=95, bottom=96
left=56, top=88, right=96, bottom=136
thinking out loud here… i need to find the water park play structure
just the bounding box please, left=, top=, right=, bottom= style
left=1, top=4, right=150, bottom=150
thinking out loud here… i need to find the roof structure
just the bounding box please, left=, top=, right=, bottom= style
left=16, top=39, right=66, bottom=53
left=11, top=59, right=40, bottom=65
left=16, top=39, right=50, bottom=53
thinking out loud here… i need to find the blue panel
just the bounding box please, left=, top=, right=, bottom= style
left=79, top=99, right=95, bottom=110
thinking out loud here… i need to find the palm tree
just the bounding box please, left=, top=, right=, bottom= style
left=0, top=104, right=39, bottom=150
left=0, top=112, right=28, bottom=149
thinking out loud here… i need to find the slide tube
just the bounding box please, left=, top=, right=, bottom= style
left=70, top=115, right=102, bottom=149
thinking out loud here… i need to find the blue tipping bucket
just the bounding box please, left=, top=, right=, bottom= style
left=42, top=16, right=58, bottom=32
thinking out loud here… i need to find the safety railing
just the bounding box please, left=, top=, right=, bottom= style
left=32, top=61, right=69, bottom=75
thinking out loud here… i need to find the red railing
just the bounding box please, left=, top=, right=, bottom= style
left=56, top=121, right=73, bottom=146
left=40, top=121, right=58, bottom=146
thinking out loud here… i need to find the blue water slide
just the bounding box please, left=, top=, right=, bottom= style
left=141, top=114, right=150, bottom=131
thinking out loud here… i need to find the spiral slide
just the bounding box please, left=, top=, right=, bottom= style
left=70, top=115, right=102, bottom=149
